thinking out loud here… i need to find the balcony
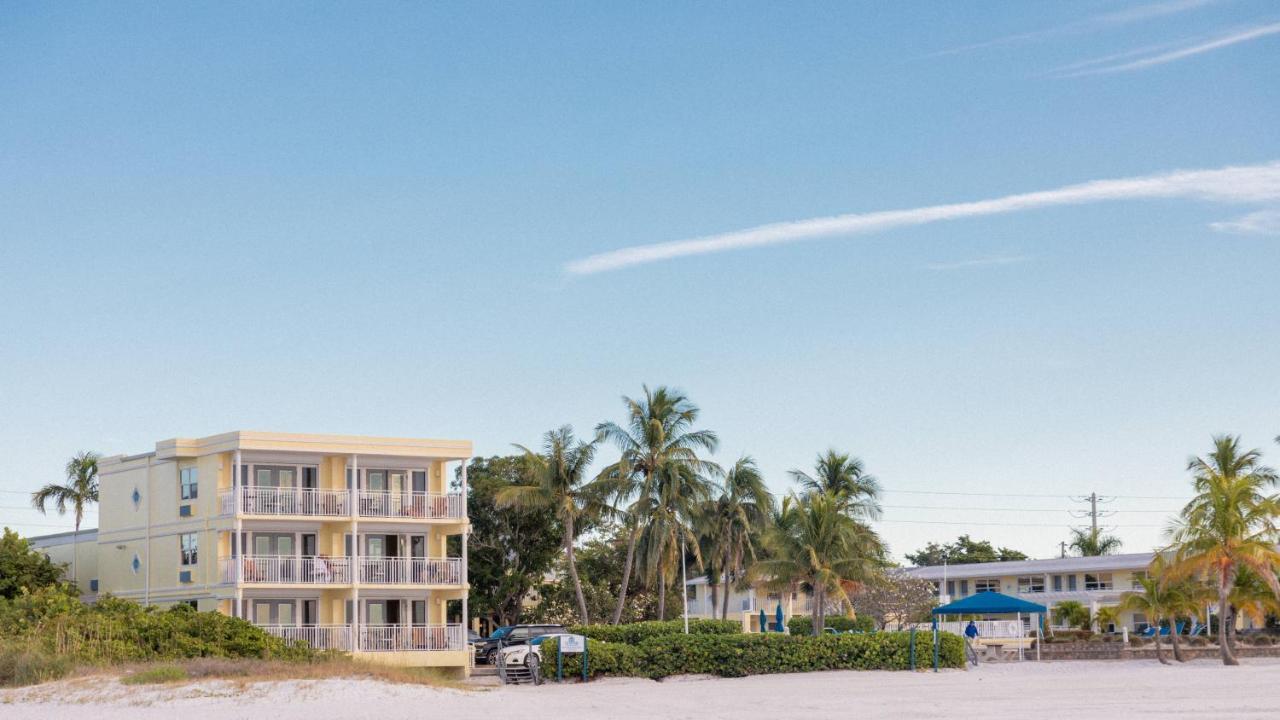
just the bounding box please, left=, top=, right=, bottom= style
left=218, top=488, right=464, bottom=520
left=356, top=490, right=463, bottom=520
left=259, top=623, right=465, bottom=652
left=220, top=487, right=350, bottom=517
left=358, top=557, right=462, bottom=585
left=220, top=555, right=352, bottom=584
left=220, top=555, right=462, bottom=586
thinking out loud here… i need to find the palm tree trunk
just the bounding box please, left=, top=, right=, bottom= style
left=564, top=518, right=589, bottom=625
left=1218, top=571, right=1238, bottom=665
left=1169, top=617, right=1185, bottom=662
left=611, top=521, right=640, bottom=624
left=721, top=566, right=731, bottom=620
left=1154, top=625, right=1169, bottom=665
left=658, top=568, right=667, bottom=619
left=811, top=584, right=823, bottom=636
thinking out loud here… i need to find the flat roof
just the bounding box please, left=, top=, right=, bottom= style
left=904, top=551, right=1157, bottom=580
left=99, top=430, right=473, bottom=466
left=27, top=529, right=99, bottom=547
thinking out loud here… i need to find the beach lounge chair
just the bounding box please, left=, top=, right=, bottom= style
left=1188, top=622, right=1208, bottom=636
left=1140, top=626, right=1157, bottom=637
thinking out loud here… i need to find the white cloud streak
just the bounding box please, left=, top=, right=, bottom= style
left=564, top=161, right=1280, bottom=276
left=1210, top=208, right=1280, bottom=236
left=925, top=255, right=1031, bottom=271
left=931, top=0, right=1218, bottom=57
left=1057, top=21, right=1280, bottom=75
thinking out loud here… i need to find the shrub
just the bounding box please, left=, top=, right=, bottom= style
left=542, top=630, right=963, bottom=679
left=570, top=619, right=740, bottom=644
left=787, top=615, right=875, bottom=636
left=0, top=642, right=73, bottom=687
left=121, top=664, right=188, bottom=685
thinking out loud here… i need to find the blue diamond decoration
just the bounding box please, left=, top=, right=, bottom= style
left=132, top=488, right=141, bottom=507
left=132, top=554, right=141, bottom=572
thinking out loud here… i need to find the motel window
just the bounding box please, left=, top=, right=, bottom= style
left=1052, top=575, right=1062, bottom=592
left=974, top=579, right=999, bottom=594
left=1067, top=575, right=1077, bottom=591
left=1085, top=573, right=1113, bottom=591
left=687, top=585, right=697, bottom=601
left=946, top=581, right=955, bottom=597
left=180, top=467, right=198, bottom=500
left=1132, top=612, right=1149, bottom=632
left=1131, top=572, right=1148, bottom=589
left=180, top=533, right=198, bottom=565
left=959, top=580, right=969, bottom=597
left=1017, top=576, right=1045, bottom=594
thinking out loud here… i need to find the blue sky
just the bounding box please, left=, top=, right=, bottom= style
left=1, top=1, right=1278, bottom=561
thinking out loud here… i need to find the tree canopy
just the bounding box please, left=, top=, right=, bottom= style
left=904, top=534, right=1028, bottom=567
left=0, top=528, right=67, bottom=600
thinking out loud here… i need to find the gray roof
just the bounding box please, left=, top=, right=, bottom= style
left=26, top=529, right=98, bottom=548
left=904, top=552, right=1156, bottom=580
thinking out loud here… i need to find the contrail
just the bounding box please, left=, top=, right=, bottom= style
left=1057, top=21, right=1280, bottom=76
left=565, top=161, right=1280, bottom=275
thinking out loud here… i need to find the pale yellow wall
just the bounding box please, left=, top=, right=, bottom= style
left=36, top=538, right=99, bottom=590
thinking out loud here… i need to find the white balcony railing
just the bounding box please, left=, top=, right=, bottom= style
left=219, top=487, right=350, bottom=517
left=220, top=555, right=352, bottom=584
left=357, top=491, right=464, bottom=520
left=218, top=488, right=463, bottom=520
left=357, top=624, right=465, bottom=652
left=261, top=624, right=353, bottom=651
left=357, top=557, right=463, bottom=585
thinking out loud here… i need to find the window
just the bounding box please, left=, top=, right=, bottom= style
left=180, top=467, right=198, bottom=500
left=974, top=579, right=999, bottom=594
left=687, top=585, right=697, bottom=601
left=1017, top=576, right=1045, bottom=594
left=959, top=580, right=969, bottom=596
left=1084, top=573, right=1113, bottom=591
left=1131, top=572, right=1148, bottom=589
left=180, top=533, right=198, bottom=565
left=946, top=580, right=956, bottom=597
left=1052, top=575, right=1062, bottom=592
left=1067, top=574, right=1077, bottom=592
left=1132, top=612, right=1149, bottom=632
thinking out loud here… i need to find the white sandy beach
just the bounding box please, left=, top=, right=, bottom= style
left=4, top=659, right=1279, bottom=720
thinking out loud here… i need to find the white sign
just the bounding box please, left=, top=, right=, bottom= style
left=560, top=634, right=586, bottom=653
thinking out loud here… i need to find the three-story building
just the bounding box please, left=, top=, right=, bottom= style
left=76, top=431, right=472, bottom=673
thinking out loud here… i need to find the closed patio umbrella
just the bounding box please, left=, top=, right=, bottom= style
left=759, top=608, right=768, bottom=633
left=776, top=603, right=785, bottom=633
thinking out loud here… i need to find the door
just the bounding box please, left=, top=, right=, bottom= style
left=410, top=535, right=426, bottom=582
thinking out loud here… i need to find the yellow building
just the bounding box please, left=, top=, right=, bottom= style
left=33, top=431, right=473, bottom=674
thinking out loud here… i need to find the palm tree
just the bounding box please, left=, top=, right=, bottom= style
left=634, top=454, right=713, bottom=620
left=703, top=457, right=774, bottom=620
left=1068, top=527, right=1123, bottom=556
left=1166, top=435, right=1280, bottom=665
left=1051, top=600, right=1091, bottom=631
left=496, top=427, right=604, bottom=624
left=758, top=492, right=885, bottom=635
left=1229, top=567, right=1280, bottom=638
left=788, top=450, right=881, bottom=520
left=596, top=385, right=718, bottom=624
left=1118, top=573, right=1177, bottom=665
left=31, top=451, right=100, bottom=584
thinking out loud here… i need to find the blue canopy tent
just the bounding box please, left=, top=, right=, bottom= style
left=932, top=592, right=1046, bottom=661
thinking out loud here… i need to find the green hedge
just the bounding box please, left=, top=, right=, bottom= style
left=786, top=615, right=876, bottom=636
left=542, top=631, right=963, bottom=679
left=569, top=619, right=740, bottom=644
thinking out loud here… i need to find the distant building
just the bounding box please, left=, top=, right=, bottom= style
left=28, top=430, right=473, bottom=674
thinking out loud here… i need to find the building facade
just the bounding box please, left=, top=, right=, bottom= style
left=905, top=553, right=1164, bottom=632
left=34, top=431, right=473, bottom=673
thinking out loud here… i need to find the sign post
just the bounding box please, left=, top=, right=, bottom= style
left=558, top=634, right=588, bottom=683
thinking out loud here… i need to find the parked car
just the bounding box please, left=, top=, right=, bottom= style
left=474, top=624, right=567, bottom=664
left=497, top=632, right=574, bottom=669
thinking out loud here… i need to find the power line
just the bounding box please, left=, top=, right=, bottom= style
left=883, top=488, right=1188, bottom=501
left=880, top=503, right=1178, bottom=514
left=875, top=518, right=1165, bottom=529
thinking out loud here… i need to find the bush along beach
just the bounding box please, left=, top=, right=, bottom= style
left=542, top=631, right=965, bottom=679
left=570, top=619, right=741, bottom=644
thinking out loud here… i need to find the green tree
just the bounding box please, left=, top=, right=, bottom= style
left=1068, top=527, right=1123, bottom=556
left=456, top=455, right=562, bottom=628
left=0, top=528, right=67, bottom=600
left=31, top=450, right=100, bottom=583
left=534, top=522, right=659, bottom=624
left=596, top=385, right=718, bottom=624
left=1119, top=573, right=1179, bottom=665
left=905, top=534, right=1029, bottom=567
left=1051, top=600, right=1092, bottom=631
left=759, top=493, right=885, bottom=635
left=789, top=450, right=881, bottom=519
left=497, top=426, right=605, bottom=625
left=1166, top=435, right=1280, bottom=665
left=702, top=456, right=774, bottom=620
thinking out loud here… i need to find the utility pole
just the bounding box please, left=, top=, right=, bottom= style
left=1059, top=541, right=1067, bottom=559
left=1069, top=492, right=1115, bottom=553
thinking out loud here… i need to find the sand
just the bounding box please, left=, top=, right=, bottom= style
left=4, top=659, right=1278, bottom=719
